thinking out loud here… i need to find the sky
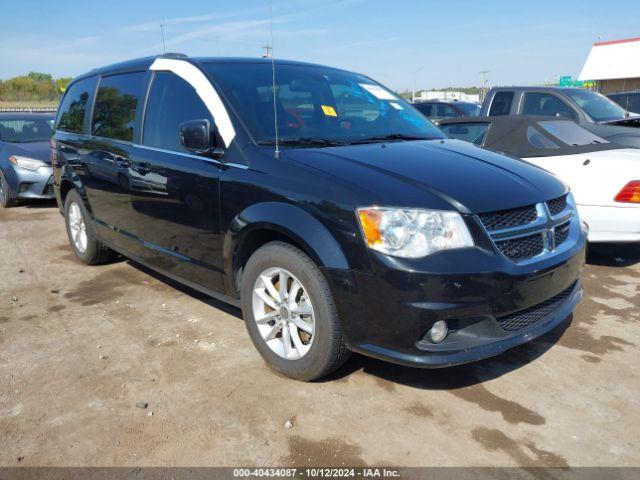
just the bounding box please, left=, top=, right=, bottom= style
left=1, top=0, right=638, bottom=91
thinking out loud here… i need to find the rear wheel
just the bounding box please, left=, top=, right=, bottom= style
left=0, top=172, right=16, bottom=208
left=241, top=241, right=350, bottom=381
left=64, top=189, right=114, bottom=264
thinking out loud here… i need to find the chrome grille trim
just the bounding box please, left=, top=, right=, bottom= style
left=477, top=196, right=576, bottom=264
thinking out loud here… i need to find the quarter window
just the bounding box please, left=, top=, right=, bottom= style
left=56, top=77, right=96, bottom=134
left=91, top=72, right=146, bottom=142
left=526, top=126, right=559, bottom=149
left=143, top=71, right=214, bottom=152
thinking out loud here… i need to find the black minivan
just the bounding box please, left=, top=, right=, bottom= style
left=52, top=54, right=587, bottom=381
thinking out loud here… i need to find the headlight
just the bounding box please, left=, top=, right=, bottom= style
left=9, top=155, right=46, bottom=171
left=357, top=207, right=474, bottom=258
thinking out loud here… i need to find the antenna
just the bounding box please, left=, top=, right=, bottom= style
left=268, top=0, right=279, bottom=159
left=160, top=17, right=167, bottom=54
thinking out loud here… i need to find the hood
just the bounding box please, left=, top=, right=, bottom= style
left=283, top=139, right=567, bottom=214
left=600, top=116, right=640, bottom=127
left=3, top=141, right=51, bottom=164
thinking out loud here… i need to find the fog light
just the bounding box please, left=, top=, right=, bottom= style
left=429, top=320, right=448, bottom=343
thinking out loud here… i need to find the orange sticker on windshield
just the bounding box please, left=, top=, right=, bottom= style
left=321, top=105, right=338, bottom=117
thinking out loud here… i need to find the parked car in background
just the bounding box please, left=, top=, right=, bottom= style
left=0, top=112, right=55, bottom=207
left=480, top=87, right=640, bottom=148
left=440, top=115, right=640, bottom=243
left=608, top=91, right=640, bottom=115
left=413, top=100, right=480, bottom=123
left=52, top=54, right=586, bottom=381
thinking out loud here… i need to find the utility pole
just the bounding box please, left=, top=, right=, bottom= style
left=412, top=67, right=424, bottom=102
left=478, top=70, right=489, bottom=102
left=262, top=44, right=273, bottom=58
left=160, top=17, right=166, bottom=54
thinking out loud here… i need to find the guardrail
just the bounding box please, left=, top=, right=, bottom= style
left=0, top=107, right=57, bottom=113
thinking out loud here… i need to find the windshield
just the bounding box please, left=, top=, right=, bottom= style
left=205, top=62, right=445, bottom=146
left=0, top=118, right=54, bottom=142
left=566, top=89, right=627, bottom=122
left=455, top=103, right=481, bottom=117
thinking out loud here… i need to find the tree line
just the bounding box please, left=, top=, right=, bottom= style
left=0, top=72, right=72, bottom=103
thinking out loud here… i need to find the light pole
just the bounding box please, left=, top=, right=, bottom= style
left=412, top=67, right=424, bottom=103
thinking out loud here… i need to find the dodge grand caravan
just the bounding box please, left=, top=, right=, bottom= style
left=52, top=54, right=587, bottom=381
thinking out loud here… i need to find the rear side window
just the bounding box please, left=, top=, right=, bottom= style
left=92, top=72, right=146, bottom=142
left=488, top=91, right=514, bottom=116
left=414, top=103, right=433, bottom=117
left=521, top=93, right=575, bottom=119
left=143, top=71, right=214, bottom=152
left=441, top=122, right=490, bottom=145
left=526, top=126, right=559, bottom=149
left=538, top=120, right=608, bottom=146
left=436, top=104, right=460, bottom=118
left=56, top=77, right=96, bottom=134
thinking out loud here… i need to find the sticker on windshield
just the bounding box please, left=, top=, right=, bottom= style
left=359, top=84, right=398, bottom=101
left=321, top=105, right=338, bottom=117
left=390, top=102, right=403, bottom=110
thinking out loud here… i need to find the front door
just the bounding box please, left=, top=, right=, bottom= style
left=125, top=70, right=225, bottom=292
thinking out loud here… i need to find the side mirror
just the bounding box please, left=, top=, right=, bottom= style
left=179, top=119, right=224, bottom=159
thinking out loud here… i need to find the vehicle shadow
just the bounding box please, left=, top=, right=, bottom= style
left=128, top=260, right=244, bottom=320
left=23, top=199, right=58, bottom=209
left=325, top=316, right=572, bottom=389
left=587, top=243, right=640, bottom=267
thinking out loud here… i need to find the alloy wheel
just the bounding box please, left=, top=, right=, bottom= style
left=252, top=267, right=315, bottom=360
left=68, top=202, right=88, bottom=253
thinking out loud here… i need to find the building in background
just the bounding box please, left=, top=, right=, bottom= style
left=579, top=36, right=640, bottom=94
left=414, top=90, right=481, bottom=103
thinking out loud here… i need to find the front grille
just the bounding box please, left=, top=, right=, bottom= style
left=497, top=283, right=576, bottom=332
left=547, top=195, right=567, bottom=216
left=478, top=205, right=538, bottom=231
left=555, top=222, right=570, bottom=246
left=495, top=233, right=544, bottom=261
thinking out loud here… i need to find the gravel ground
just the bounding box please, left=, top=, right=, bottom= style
left=1, top=202, right=639, bottom=467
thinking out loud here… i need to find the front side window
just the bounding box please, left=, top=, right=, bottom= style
left=441, top=122, right=490, bottom=145
left=56, top=77, right=96, bottom=134
left=0, top=118, right=53, bottom=142
left=566, top=89, right=626, bottom=122
left=204, top=62, right=444, bottom=145
left=143, top=71, right=214, bottom=152
left=521, top=93, right=575, bottom=118
left=538, top=120, right=608, bottom=146
left=91, top=72, right=146, bottom=142
left=455, top=103, right=481, bottom=117
left=488, top=91, right=513, bottom=116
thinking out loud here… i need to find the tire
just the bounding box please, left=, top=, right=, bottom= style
left=0, top=172, right=17, bottom=208
left=64, top=189, right=114, bottom=264
left=241, top=241, right=350, bottom=381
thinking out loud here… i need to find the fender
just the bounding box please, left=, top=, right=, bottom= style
left=223, top=201, right=350, bottom=294
left=57, top=165, right=89, bottom=212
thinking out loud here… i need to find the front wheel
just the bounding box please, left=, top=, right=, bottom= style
left=64, top=189, right=115, bottom=264
left=241, top=241, right=350, bottom=381
left=0, top=172, right=16, bottom=208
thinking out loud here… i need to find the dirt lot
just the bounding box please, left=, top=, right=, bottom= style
left=1, top=202, right=639, bottom=468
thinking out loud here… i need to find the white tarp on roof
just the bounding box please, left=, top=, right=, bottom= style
left=579, top=37, right=640, bottom=81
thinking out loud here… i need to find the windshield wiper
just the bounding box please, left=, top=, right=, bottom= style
left=258, top=137, right=346, bottom=148
left=349, top=133, right=437, bottom=145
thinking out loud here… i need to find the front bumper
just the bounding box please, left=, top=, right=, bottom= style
left=328, top=223, right=587, bottom=368
left=3, top=165, right=54, bottom=200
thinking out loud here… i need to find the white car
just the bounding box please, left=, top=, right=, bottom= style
left=439, top=116, right=640, bottom=243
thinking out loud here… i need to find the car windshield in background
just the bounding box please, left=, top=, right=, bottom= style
left=205, top=62, right=445, bottom=146
left=0, top=118, right=53, bottom=142
left=538, top=120, right=608, bottom=146
left=566, top=89, right=627, bottom=122
left=455, top=103, right=481, bottom=117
